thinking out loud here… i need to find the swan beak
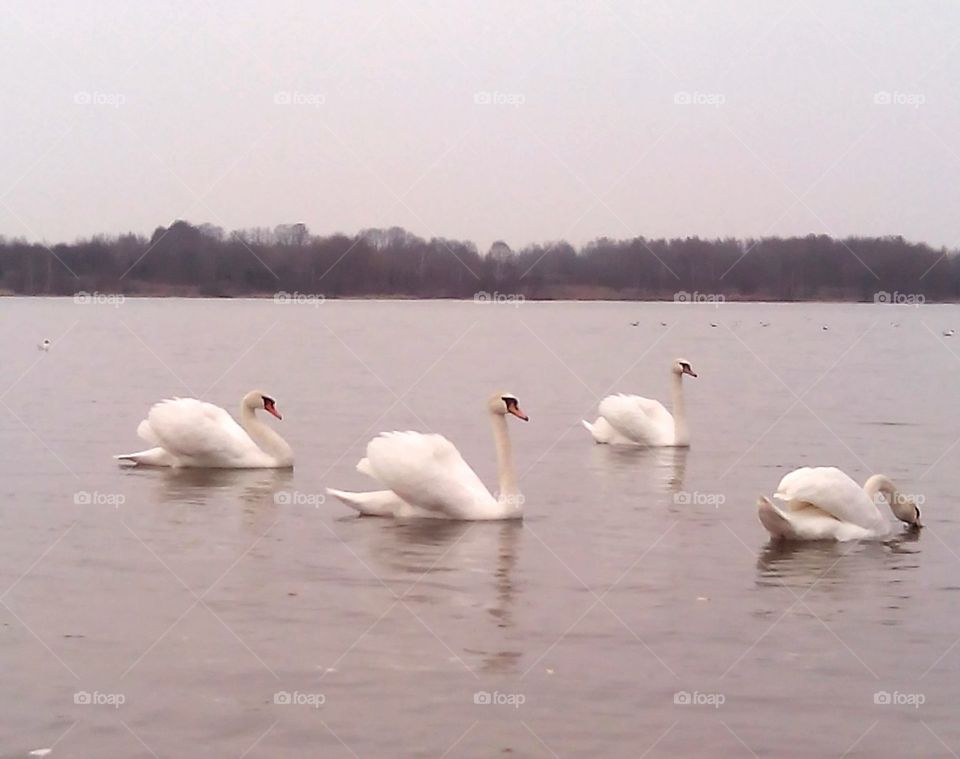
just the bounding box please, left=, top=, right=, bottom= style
left=508, top=406, right=529, bottom=422
left=264, top=402, right=282, bottom=420
left=683, top=367, right=698, bottom=378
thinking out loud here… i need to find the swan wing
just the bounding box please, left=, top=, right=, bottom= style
left=365, top=431, right=495, bottom=519
left=145, top=398, right=261, bottom=466
left=774, top=467, right=880, bottom=530
left=598, top=394, right=674, bottom=445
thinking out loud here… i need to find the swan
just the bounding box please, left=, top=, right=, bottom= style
left=326, top=392, right=528, bottom=520
left=757, top=467, right=922, bottom=541
left=582, top=358, right=697, bottom=447
left=114, top=390, right=293, bottom=468
left=38, top=339, right=50, bottom=351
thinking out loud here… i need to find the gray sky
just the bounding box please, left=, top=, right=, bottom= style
left=2, top=1, right=959, bottom=252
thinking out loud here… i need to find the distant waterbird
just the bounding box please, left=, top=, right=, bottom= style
left=944, top=329, right=955, bottom=337
left=630, top=321, right=640, bottom=327
left=38, top=338, right=51, bottom=351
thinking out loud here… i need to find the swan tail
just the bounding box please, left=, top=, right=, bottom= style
left=356, top=457, right=375, bottom=478
left=326, top=488, right=406, bottom=517
left=113, top=447, right=175, bottom=466
left=757, top=496, right=795, bottom=539
left=582, top=417, right=611, bottom=444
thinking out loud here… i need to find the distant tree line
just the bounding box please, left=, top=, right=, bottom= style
left=1, top=220, right=958, bottom=301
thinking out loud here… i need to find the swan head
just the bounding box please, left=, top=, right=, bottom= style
left=866, top=474, right=922, bottom=527
left=242, top=390, right=283, bottom=420
left=489, top=392, right=529, bottom=421
left=671, top=358, right=697, bottom=378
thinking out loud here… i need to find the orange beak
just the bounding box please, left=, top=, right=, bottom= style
left=508, top=405, right=529, bottom=422
left=264, top=401, right=282, bottom=420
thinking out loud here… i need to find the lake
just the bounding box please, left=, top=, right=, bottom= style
left=1, top=297, right=958, bottom=758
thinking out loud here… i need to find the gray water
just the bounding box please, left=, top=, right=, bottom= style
left=1, top=298, right=959, bottom=758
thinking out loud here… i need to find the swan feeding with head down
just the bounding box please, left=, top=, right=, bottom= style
left=114, top=390, right=293, bottom=468
left=327, top=393, right=528, bottom=520
left=583, top=359, right=697, bottom=446
left=758, top=467, right=922, bottom=541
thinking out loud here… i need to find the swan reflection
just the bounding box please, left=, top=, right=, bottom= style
left=363, top=519, right=523, bottom=674
left=125, top=466, right=294, bottom=506
left=591, top=445, right=688, bottom=493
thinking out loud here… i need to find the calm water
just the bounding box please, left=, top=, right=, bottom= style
left=2, top=298, right=959, bottom=758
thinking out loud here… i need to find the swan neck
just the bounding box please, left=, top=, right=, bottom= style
left=491, top=413, right=519, bottom=501
left=671, top=372, right=689, bottom=446
left=864, top=474, right=911, bottom=522
left=240, top=402, right=293, bottom=465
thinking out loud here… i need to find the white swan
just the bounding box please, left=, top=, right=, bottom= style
left=114, top=390, right=293, bottom=468
left=327, top=392, right=528, bottom=520
left=758, top=467, right=922, bottom=541
left=583, top=358, right=697, bottom=447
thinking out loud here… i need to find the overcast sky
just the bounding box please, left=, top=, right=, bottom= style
left=2, top=1, right=959, bottom=252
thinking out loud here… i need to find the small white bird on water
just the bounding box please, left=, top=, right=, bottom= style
left=38, top=339, right=51, bottom=351
left=944, top=329, right=955, bottom=337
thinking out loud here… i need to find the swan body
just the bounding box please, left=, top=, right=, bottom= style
left=114, top=391, right=293, bottom=469
left=757, top=467, right=922, bottom=542
left=583, top=359, right=697, bottom=447
left=327, top=393, right=528, bottom=520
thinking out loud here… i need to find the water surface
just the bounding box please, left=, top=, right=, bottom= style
left=1, top=298, right=958, bottom=757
